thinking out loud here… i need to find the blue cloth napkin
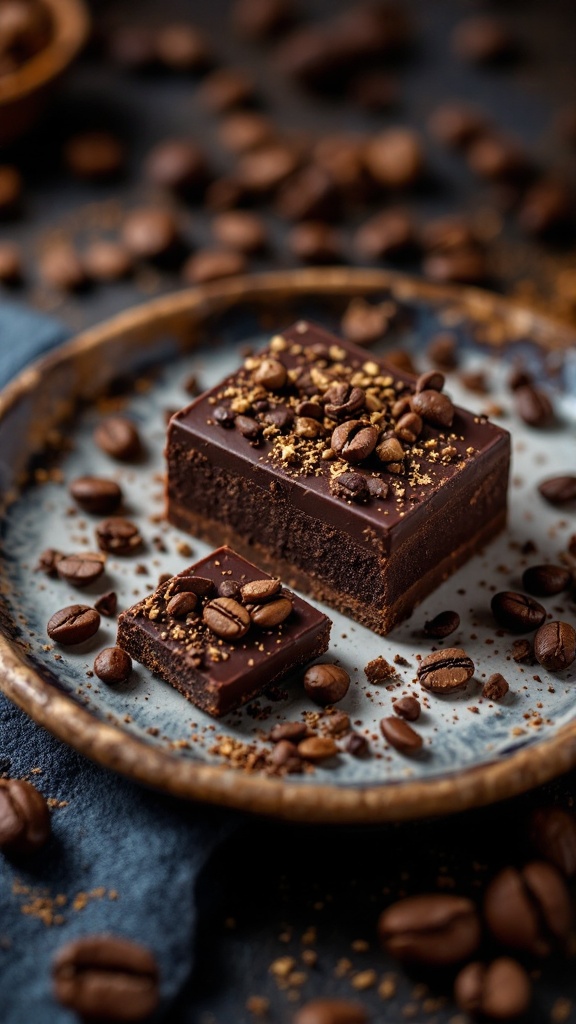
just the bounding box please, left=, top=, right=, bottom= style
left=0, top=302, right=236, bottom=1023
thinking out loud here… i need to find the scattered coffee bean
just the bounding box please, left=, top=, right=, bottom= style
left=47, top=605, right=100, bottom=645
left=232, top=0, right=297, bottom=41
left=288, top=221, right=342, bottom=263
left=144, top=139, right=208, bottom=194
left=94, top=592, right=117, bottom=618
left=346, top=732, right=369, bottom=757
left=270, top=739, right=301, bottom=769
left=64, top=132, right=125, bottom=181
left=69, top=476, right=123, bottom=515
left=96, top=518, right=142, bottom=556
left=325, top=711, right=350, bottom=736
left=293, top=998, right=368, bottom=1024
left=199, top=66, right=256, bottom=113
left=423, top=248, right=488, bottom=285
left=452, top=15, right=517, bottom=65
left=270, top=721, right=308, bottom=743
left=428, top=102, right=487, bottom=148
left=426, top=332, right=458, bottom=369
left=203, top=597, right=250, bottom=640
left=468, top=135, right=528, bottom=182
left=365, top=128, right=424, bottom=189
left=519, top=179, right=573, bottom=237
left=522, top=564, right=572, bottom=597
left=538, top=475, right=576, bottom=505
left=482, top=673, right=509, bottom=701
left=39, top=243, right=87, bottom=292
left=533, top=621, right=576, bottom=672
left=340, top=298, right=392, bottom=347
left=484, top=862, right=572, bottom=956
left=303, top=664, right=350, bottom=706
left=83, top=241, right=133, bottom=282
left=218, top=111, right=276, bottom=155
left=490, top=591, right=546, bottom=633
left=418, top=648, right=475, bottom=693
left=35, top=548, right=64, bottom=576
left=353, top=210, right=415, bottom=261
left=182, top=248, right=247, bottom=284
left=529, top=807, right=576, bottom=878
left=380, top=716, right=422, bottom=754
left=53, top=935, right=159, bottom=1021
left=156, top=22, right=212, bottom=72
left=253, top=358, right=287, bottom=391
left=454, top=958, right=531, bottom=1020
left=250, top=595, right=293, bottom=627
left=393, top=696, right=421, bottom=722
left=240, top=578, right=281, bottom=603
left=379, top=894, right=481, bottom=966
left=122, top=207, right=181, bottom=261
left=412, top=390, right=454, bottom=428
left=416, top=370, right=445, bottom=393
left=297, top=736, right=338, bottom=762
left=94, top=417, right=142, bottom=461
left=212, top=210, right=267, bottom=253
left=235, top=414, right=261, bottom=441
left=166, top=592, right=198, bottom=619
left=515, top=385, right=554, bottom=428
left=0, top=241, right=23, bottom=283
left=94, top=647, right=132, bottom=684
left=424, top=610, right=460, bottom=639
left=56, top=552, right=106, bottom=588
left=0, top=778, right=51, bottom=854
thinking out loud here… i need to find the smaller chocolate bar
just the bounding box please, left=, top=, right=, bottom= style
left=117, top=546, right=331, bottom=717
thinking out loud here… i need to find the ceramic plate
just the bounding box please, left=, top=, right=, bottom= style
left=1, top=269, right=575, bottom=822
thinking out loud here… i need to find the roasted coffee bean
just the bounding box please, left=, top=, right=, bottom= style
left=265, top=405, right=294, bottom=431
left=253, top=358, right=287, bottom=391
left=218, top=111, right=276, bottom=155
left=428, top=101, right=487, bottom=148
left=35, top=548, right=64, bottom=576
left=203, top=597, right=250, bottom=640
left=40, top=243, right=87, bottom=292
left=393, top=696, right=421, bottom=721
left=166, top=592, right=198, bottom=619
left=64, top=132, right=125, bottom=181
left=199, top=66, right=256, bottom=113
left=418, top=648, right=475, bottom=693
left=240, top=578, right=281, bottom=603
left=122, top=207, right=180, bottom=261
left=0, top=779, right=51, bottom=854
left=53, top=935, right=159, bottom=1021
left=232, top=0, right=297, bottom=41
left=330, top=472, right=369, bottom=503
left=94, top=592, right=117, bottom=618
left=379, top=894, right=481, bottom=966
left=288, top=221, right=342, bottom=263
left=491, top=591, right=546, bottom=633
left=57, top=553, right=106, bottom=588
left=534, top=621, right=576, bottom=672
left=365, top=128, right=424, bottom=189
left=270, top=721, right=308, bottom=743
left=69, top=476, right=123, bottom=515
left=276, top=164, right=338, bottom=222
left=296, top=400, right=323, bottom=420
left=156, top=23, right=212, bottom=72
left=416, top=370, right=445, bottom=393
left=235, top=414, right=261, bottom=442
left=380, top=716, right=422, bottom=754
left=270, top=739, right=301, bottom=769
left=96, top=518, right=142, bottom=556
left=519, top=179, right=573, bottom=237
left=484, top=862, right=572, bottom=956
left=412, top=389, right=454, bottom=428
left=47, top=605, right=100, bottom=645
left=217, top=580, right=241, bottom=600
left=250, top=595, right=293, bottom=628
left=94, top=647, right=132, bottom=685
left=182, top=248, right=247, bottom=285
left=529, top=807, right=576, bottom=878
left=94, top=417, right=141, bottom=462
left=212, top=210, right=266, bottom=254
left=353, top=210, right=415, bottom=260
left=523, top=564, right=572, bottom=597
left=424, top=248, right=488, bottom=285
left=83, top=241, right=133, bottom=282
left=237, top=143, right=299, bottom=194
left=331, top=420, right=378, bottom=464
left=538, top=475, right=576, bottom=505
left=375, top=436, right=404, bottom=465
left=293, top=999, right=368, bottom=1024
left=144, top=140, right=208, bottom=195
left=340, top=298, right=393, bottom=348
left=170, top=575, right=214, bottom=597
left=303, top=664, right=350, bottom=706
left=297, top=736, right=338, bottom=762
left=324, top=384, right=366, bottom=421
left=482, top=673, right=509, bottom=701
left=468, top=136, right=528, bottom=182
left=452, top=15, right=517, bottom=64
left=394, top=412, right=423, bottom=444
left=424, top=610, right=460, bottom=639
left=213, top=405, right=235, bottom=428
left=454, top=958, right=531, bottom=1020
left=367, top=478, right=389, bottom=500
left=0, top=241, right=23, bottom=283
left=346, top=732, right=369, bottom=757
left=515, top=385, right=554, bottom=428
left=426, top=332, right=458, bottom=369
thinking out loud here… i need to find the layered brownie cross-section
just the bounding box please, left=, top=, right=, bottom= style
left=167, top=321, right=510, bottom=635
left=117, top=546, right=331, bottom=716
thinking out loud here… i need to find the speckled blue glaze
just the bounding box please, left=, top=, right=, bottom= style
left=1, top=305, right=575, bottom=787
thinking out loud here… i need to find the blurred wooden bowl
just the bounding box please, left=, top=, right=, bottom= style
left=0, top=0, right=90, bottom=147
